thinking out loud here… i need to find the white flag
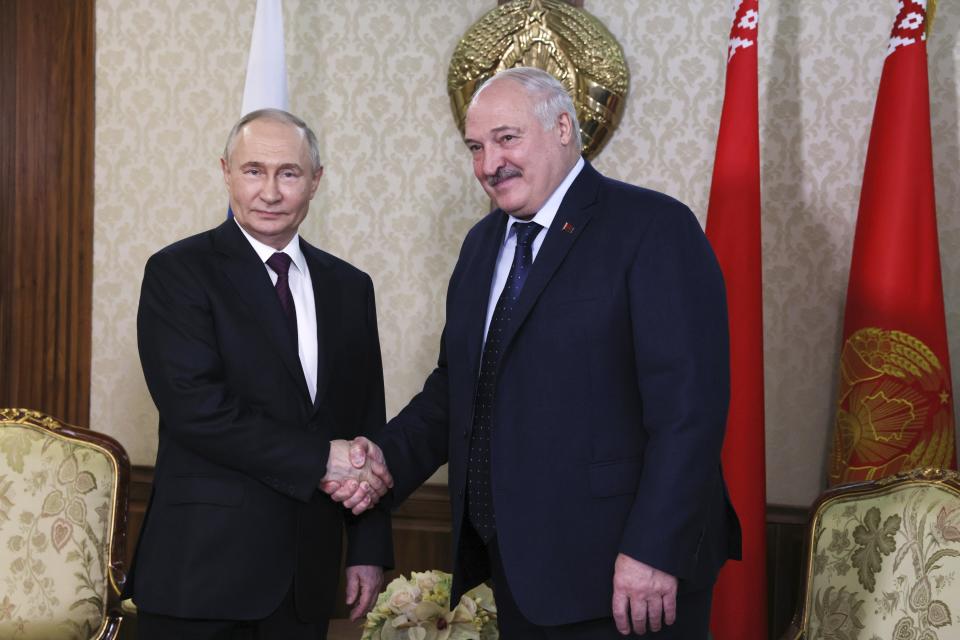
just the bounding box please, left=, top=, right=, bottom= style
left=241, top=0, right=288, bottom=115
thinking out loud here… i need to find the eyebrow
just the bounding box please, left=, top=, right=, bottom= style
left=464, top=125, right=523, bottom=145
left=239, top=161, right=304, bottom=171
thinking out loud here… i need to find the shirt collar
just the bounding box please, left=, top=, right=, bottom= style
left=504, top=156, right=585, bottom=240
left=234, top=219, right=308, bottom=275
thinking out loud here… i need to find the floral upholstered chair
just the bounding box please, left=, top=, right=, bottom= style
left=783, top=468, right=960, bottom=640
left=0, top=408, right=129, bottom=639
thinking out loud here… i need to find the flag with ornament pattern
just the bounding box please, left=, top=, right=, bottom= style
left=828, top=0, right=956, bottom=486
left=704, top=1, right=766, bottom=638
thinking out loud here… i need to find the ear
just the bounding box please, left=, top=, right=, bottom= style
left=556, top=112, right=574, bottom=146
left=308, top=165, right=324, bottom=199
left=220, top=157, right=231, bottom=188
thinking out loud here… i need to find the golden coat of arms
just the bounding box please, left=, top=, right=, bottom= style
left=447, top=0, right=629, bottom=159
left=830, top=327, right=956, bottom=485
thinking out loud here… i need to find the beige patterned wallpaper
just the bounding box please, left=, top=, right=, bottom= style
left=92, top=0, right=960, bottom=507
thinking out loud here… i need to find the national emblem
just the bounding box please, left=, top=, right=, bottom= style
left=830, top=327, right=955, bottom=485
left=447, top=0, right=628, bottom=159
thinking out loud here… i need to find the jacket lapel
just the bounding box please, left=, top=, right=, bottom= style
left=497, top=162, right=601, bottom=360
left=214, top=220, right=311, bottom=400
left=461, top=211, right=509, bottom=377
left=302, top=243, right=335, bottom=413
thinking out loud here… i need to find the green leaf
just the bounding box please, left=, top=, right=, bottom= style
left=924, top=548, right=960, bottom=574
left=927, top=600, right=952, bottom=628
left=0, top=429, right=35, bottom=473
left=0, top=476, right=13, bottom=525
left=65, top=497, right=86, bottom=525
left=68, top=595, right=103, bottom=612
left=74, top=471, right=97, bottom=494
left=41, top=490, right=65, bottom=516
left=57, top=455, right=78, bottom=484
left=851, top=507, right=901, bottom=592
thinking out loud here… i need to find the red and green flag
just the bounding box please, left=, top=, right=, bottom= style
left=828, top=1, right=956, bottom=486
left=705, top=1, right=767, bottom=637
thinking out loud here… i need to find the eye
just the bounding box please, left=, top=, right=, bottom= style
left=243, top=167, right=262, bottom=176
left=467, top=143, right=482, bottom=153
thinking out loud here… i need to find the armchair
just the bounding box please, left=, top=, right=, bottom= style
left=783, top=467, right=960, bottom=640
left=0, top=408, right=130, bottom=639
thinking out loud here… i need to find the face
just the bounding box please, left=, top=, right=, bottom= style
left=464, top=80, right=577, bottom=219
left=221, top=118, right=323, bottom=249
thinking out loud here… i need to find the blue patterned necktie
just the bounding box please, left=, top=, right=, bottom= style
left=467, top=221, right=543, bottom=542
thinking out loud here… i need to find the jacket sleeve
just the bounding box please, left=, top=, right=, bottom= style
left=344, top=275, right=394, bottom=569
left=137, top=249, right=332, bottom=502
left=619, top=203, right=731, bottom=581
left=375, top=328, right=453, bottom=506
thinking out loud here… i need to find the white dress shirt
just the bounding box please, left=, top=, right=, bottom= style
left=483, top=156, right=585, bottom=342
left=235, top=220, right=319, bottom=402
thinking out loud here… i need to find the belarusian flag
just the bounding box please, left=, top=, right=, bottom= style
left=705, top=1, right=766, bottom=638
left=828, top=0, right=956, bottom=486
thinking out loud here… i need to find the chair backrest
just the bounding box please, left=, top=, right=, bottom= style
left=784, top=467, right=960, bottom=640
left=0, top=408, right=129, bottom=640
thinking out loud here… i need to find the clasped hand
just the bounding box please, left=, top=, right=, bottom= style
left=320, top=437, right=392, bottom=514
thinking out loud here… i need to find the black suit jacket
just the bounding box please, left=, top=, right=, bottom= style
left=128, top=219, right=392, bottom=621
left=378, top=162, right=741, bottom=625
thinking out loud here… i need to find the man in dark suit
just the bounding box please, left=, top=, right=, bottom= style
left=334, top=68, right=741, bottom=638
left=130, top=109, right=394, bottom=640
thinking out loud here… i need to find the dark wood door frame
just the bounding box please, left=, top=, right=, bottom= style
left=0, top=0, right=95, bottom=427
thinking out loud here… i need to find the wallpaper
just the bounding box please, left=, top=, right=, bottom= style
left=92, top=0, right=960, bottom=507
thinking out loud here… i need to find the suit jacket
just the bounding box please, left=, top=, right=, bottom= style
left=128, top=219, right=393, bottom=621
left=378, top=162, right=741, bottom=626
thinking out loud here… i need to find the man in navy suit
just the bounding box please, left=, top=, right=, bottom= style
left=334, top=68, right=741, bottom=638
left=131, top=109, right=394, bottom=640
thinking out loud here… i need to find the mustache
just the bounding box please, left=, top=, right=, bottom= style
left=487, top=167, right=522, bottom=187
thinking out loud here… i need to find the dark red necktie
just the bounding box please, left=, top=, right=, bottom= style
left=266, top=252, right=298, bottom=347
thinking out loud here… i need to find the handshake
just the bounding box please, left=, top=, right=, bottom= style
left=319, top=437, right=392, bottom=514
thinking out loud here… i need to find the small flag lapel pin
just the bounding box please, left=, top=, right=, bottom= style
left=562, top=222, right=574, bottom=234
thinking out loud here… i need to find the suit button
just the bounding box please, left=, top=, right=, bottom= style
left=463, top=430, right=469, bottom=440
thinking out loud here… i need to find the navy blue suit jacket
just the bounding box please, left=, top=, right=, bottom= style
left=128, top=220, right=392, bottom=621
left=379, top=162, right=740, bottom=625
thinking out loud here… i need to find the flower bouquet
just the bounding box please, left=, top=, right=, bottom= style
left=362, top=570, right=498, bottom=640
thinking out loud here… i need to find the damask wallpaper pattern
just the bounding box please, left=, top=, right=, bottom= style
left=92, top=1, right=960, bottom=507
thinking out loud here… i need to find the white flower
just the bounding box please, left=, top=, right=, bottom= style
left=387, top=583, right=422, bottom=615
left=412, top=571, right=440, bottom=593
left=364, top=571, right=498, bottom=640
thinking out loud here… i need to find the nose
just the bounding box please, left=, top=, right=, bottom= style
left=259, top=174, right=281, bottom=204
left=480, top=146, right=504, bottom=178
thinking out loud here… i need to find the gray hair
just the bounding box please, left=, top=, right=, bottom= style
left=471, top=67, right=582, bottom=152
left=223, top=108, right=322, bottom=171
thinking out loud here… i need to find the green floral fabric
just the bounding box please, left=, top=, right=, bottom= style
left=805, top=483, right=960, bottom=640
left=0, top=423, right=117, bottom=639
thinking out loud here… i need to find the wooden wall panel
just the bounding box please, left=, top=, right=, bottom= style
left=0, top=0, right=95, bottom=427
left=0, top=2, right=16, bottom=385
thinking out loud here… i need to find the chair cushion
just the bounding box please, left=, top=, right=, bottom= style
left=804, top=481, right=960, bottom=639
left=0, top=422, right=118, bottom=639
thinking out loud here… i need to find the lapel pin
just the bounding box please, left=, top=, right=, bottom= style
left=562, top=222, right=574, bottom=234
